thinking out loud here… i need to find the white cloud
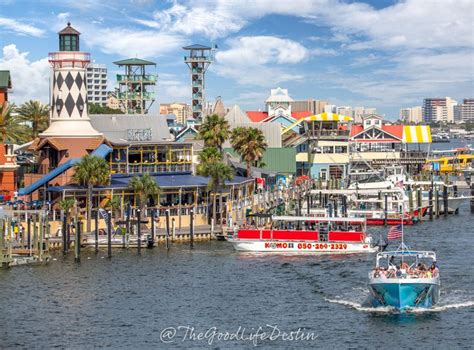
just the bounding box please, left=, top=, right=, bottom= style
left=214, top=36, right=307, bottom=86
left=156, top=75, right=190, bottom=102
left=0, top=44, right=50, bottom=105
left=83, top=26, right=185, bottom=58
left=0, top=17, right=45, bottom=37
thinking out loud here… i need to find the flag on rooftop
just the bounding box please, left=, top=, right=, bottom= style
left=387, top=224, right=403, bottom=240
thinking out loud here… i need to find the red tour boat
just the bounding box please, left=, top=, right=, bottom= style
left=227, top=215, right=378, bottom=254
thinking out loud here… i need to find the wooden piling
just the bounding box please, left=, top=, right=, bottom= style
left=107, top=210, right=112, bottom=258
left=190, top=209, right=194, bottom=249
left=435, top=186, right=440, bottom=218
left=75, top=220, right=81, bottom=263
left=428, top=189, right=433, bottom=221
left=443, top=185, right=448, bottom=217
left=165, top=209, right=170, bottom=250
left=171, top=217, right=176, bottom=242
left=416, top=188, right=422, bottom=220
left=95, top=210, right=99, bottom=253
left=306, top=193, right=310, bottom=216
left=137, top=209, right=141, bottom=253
left=27, top=216, right=31, bottom=257
left=149, top=209, right=155, bottom=248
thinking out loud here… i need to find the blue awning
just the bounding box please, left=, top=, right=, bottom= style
left=19, top=144, right=112, bottom=196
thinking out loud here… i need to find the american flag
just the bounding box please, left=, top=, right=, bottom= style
left=387, top=224, right=403, bottom=240
left=99, top=208, right=109, bottom=222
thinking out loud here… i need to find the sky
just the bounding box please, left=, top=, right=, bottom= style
left=0, top=0, right=473, bottom=119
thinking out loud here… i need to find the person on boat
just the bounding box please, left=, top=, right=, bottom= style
left=401, top=261, right=409, bottom=270
left=373, top=267, right=380, bottom=278
left=395, top=266, right=402, bottom=278
left=430, top=262, right=439, bottom=277
left=386, top=267, right=396, bottom=278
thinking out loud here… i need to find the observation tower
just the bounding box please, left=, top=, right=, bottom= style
left=183, top=44, right=216, bottom=122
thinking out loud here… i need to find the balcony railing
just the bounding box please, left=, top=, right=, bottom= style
left=117, top=92, right=155, bottom=99
left=110, top=163, right=192, bottom=175
left=116, top=74, right=156, bottom=82
left=307, top=129, right=350, bottom=139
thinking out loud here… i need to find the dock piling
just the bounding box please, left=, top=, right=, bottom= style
left=107, top=210, right=112, bottom=258
left=137, top=209, right=141, bottom=253
left=190, top=209, right=194, bottom=249
left=75, top=220, right=81, bottom=263
left=435, top=186, right=440, bottom=218
left=165, top=209, right=170, bottom=250
left=383, top=194, right=388, bottom=226
left=443, top=185, right=448, bottom=217
left=95, top=210, right=99, bottom=253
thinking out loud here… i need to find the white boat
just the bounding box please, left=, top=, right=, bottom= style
left=227, top=215, right=379, bottom=254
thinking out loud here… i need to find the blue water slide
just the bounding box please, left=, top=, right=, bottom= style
left=18, top=144, right=112, bottom=196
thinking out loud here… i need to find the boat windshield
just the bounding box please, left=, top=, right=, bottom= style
left=371, top=251, right=439, bottom=279
left=271, top=219, right=365, bottom=232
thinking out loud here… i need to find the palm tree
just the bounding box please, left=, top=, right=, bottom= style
left=198, top=114, right=230, bottom=151
left=73, top=155, right=110, bottom=232
left=128, top=173, right=160, bottom=211
left=0, top=102, right=30, bottom=144
left=16, top=100, right=50, bottom=138
left=104, top=195, right=122, bottom=223
left=196, top=147, right=222, bottom=175
left=230, top=127, right=267, bottom=177
left=201, top=161, right=233, bottom=225
left=58, top=198, right=75, bottom=247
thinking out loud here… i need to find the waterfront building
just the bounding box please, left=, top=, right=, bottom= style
left=400, top=106, right=422, bottom=124
left=0, top=70, right=12, bottom=104
left=458, top=98, right=474, bottom=122
left=423, top=97, right=456, bottom=123
left=183, top=44, right=216, bottom=122
left=160, top=102, right=191, bottom=125
left=113, top=58, right=156, bottom=114
left=86, top=63, right=107, bottom=106
left=324, top=104, right=336, bottom=114
left=337, top=106, right=353, bottom=119
left=353, top=107, right=377, bottom=123
left=349, top=115, right=432, bottom=172
left=0, top=70, right=18, bottom=200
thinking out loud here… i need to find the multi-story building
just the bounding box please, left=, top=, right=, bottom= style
left=324, top=104, right=336, bottom=114
left=106, top=91, right=120, bottom=110
left=422, top=97, right=456, bottom=123
left=400, top=106, right=422, bottom=124
left=353, top=107, right=377, bottom=123
left=290, top=99, right=328, bottom=114
left=86, top=63, right=108, bottom=106
left=160, top=103, right=191, bottom=125
left=459, top=98, right=474, bottom=122
left=337, top=106, right=353, bottom=118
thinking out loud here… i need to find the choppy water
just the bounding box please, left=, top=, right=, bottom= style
left=1, top=204, right=474, bottom=349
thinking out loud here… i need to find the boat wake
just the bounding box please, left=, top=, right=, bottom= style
left=325, top=287, right=474, bottom=314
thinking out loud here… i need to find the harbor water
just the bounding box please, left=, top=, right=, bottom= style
left=1, top=203, right=474, bottom=349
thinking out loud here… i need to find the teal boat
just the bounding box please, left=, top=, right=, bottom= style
left=368, top=245, right=440, bottom=309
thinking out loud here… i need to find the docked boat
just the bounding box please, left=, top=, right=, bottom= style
left=367, top=244, right=440, bottom=309
left=227, top=215, right=379, bottom=254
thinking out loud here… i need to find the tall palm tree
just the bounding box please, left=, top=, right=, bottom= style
left=198, top=114, right=230, bottom=151
left=104, top=195, right=122, bottom=223
left=128, top=173, right=160, bottom=211
left=58, top=198, right=75, bottom=224
left=201, top=161, right=234, bottom=225
left=0, top=102, right=29, bottom=144
left=230, top=127, right=267, bottom=177
left=16, top=100, right=50, bottom=138
left=196, top=146, right=222, bottom=175
left=73, top=155, right=110, bottom=232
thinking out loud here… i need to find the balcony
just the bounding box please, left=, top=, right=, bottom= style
left=307, top=129, right=350, bottom=140
left=117, top=91, right=155, bottom=99
left=116, top=74, right=157, bottom=82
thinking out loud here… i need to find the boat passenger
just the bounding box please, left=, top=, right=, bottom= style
left=396, top=266, right=402, bottom=278
left=430, top=262, right=439, bottom=277
left=386, top=267, right=396, bottom=278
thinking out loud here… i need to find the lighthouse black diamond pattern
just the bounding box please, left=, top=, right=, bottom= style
left=75, top=72, right=83, bottom=90
left=56, top=72, right=64, bottom=90
left=65, top=72, right=74, bottom=90
left=55, top=96, right=63, bottom=114
left=65, top=93, right=75, bottom=116
left=77, top=94, right=84, bottom=117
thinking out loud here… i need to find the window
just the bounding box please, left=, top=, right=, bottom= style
left=322, top=146, right=333, bottom=153
left=334, top=146, right=347, bottom=153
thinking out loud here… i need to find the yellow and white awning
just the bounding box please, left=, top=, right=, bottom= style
left=305, top=113, right=353, bottom=122
left=403, top=125, right=432, bottom=143
left=282, top=113, right=353, bottom=135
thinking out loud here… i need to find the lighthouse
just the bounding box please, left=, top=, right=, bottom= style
left=40, top=22, right=101, bottom=137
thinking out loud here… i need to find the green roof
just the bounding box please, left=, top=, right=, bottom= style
left=225, top=147, right=296, bottom=174
left=0, top=70, right=11, bottom=88
left=113, top=58, right=156, bottom=66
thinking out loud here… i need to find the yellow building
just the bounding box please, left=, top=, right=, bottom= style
left=160, top=103, right=191, bottom=125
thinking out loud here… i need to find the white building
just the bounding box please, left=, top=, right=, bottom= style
left=324, top=104, right=336, bottom=114
left=86, top=63, right=108, bottom=106
left=266, top=87, right=294, bottom=118
left=459, top=98, right=474, bottom=122
left=353, top=107, right=377, bottom=123
left=422, top=97, right=456, bottom=123
left=400, top=106, right=422, bottom=124
left=336, top=106, right=353, bottom=118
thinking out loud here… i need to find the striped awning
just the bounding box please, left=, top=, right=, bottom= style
left=305, top=113, right=353, bottom=122
left=403, top=125, right=432, bottom=143
left=282, top=113, right=352, bottom=134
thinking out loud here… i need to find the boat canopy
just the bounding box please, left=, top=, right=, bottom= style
left=376, top=250, right=437, bottom=260
left=272, top=216, right=365, bottom=223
